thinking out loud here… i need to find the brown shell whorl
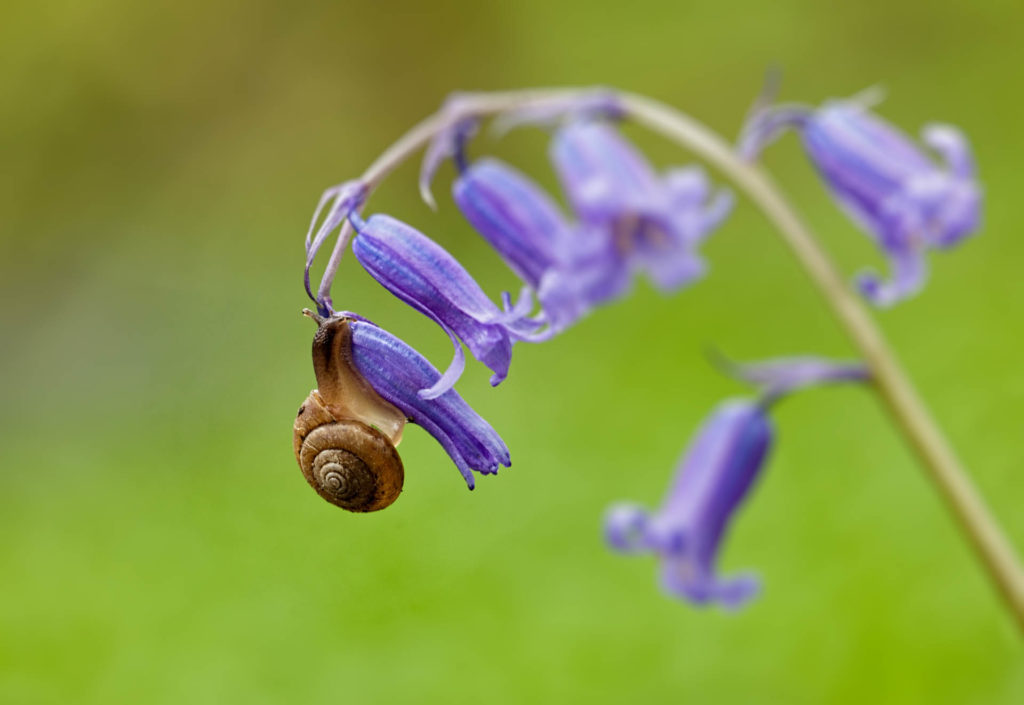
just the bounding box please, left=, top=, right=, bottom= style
left=294, top=391, right=404, bottom=512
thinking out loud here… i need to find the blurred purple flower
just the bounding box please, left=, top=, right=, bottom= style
left=604, top=356, right=868, bottom=609
left=350, top=211, right=546, bottom=399
left=453, top=157, right=630, bottom=332
left=740, top=96, right=981, bottom=307
left=344, top=315, right=510, bottom=489
left=551, top=120, right=733, bottom=293
left=605, top=400, right=771, bottom=609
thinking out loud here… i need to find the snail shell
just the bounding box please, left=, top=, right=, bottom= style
left=294, top=391, right=404, bottom=512
left=293, top=314, right=408, bottom=512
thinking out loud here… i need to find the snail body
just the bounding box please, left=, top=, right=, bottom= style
left=293, top=314, right=408, bottom=512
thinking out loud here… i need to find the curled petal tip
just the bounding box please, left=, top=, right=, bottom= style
left=660, top=561, right=761, bottom=609
left=604, top=503, right=650, bottom=554
left=921, top=123, right=977, bottom=180
left=856, top=271, right=900, bottom=308
left=855, top=247, right=927, bottom=308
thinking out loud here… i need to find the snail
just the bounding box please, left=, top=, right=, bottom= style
left=293, top=312, right=408, bottom=512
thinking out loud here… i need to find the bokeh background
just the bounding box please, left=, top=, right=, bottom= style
left=2, top=1, right=1022, bottom=702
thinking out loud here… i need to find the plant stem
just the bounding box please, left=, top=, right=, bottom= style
left=320, top=88, right=1024, bottom=631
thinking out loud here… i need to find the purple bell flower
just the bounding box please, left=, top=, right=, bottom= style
left=345, top=315, right=510, bottom=488
left=604, top=356, right=868, bottom=609
left=605, top=400, right=771, bottom=609
left=349, top=211, right=546, bottom=399
left=453, top=157, right=630, bottom=332
left=740, top=96, right=981, bottom=307
left=551, top=120, right=733, bottom=293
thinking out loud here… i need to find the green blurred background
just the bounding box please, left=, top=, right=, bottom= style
left=2, top=0, right=1022, bottom=702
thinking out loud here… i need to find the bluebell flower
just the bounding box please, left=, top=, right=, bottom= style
left=344, top=314, right=510, bottom=488
left=605, top=400, right=771, bottom=609
left=604, top=356, right=868, bottom=609
left=740, top=96, right=981, bottom=307
left=551, top=120, right=733, bottom=293
left=349, top=211, right=546, bottom=399
left=453, top=157, right=630, bottom=332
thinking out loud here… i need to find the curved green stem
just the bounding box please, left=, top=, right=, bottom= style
left=318, top=87, right=1024, bottom=631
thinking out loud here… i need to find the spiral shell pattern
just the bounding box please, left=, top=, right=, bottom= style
left=294, top=392, right=404, bottom=512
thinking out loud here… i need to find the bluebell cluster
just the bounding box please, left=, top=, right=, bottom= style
left=300, top=89, right=979, bottom=607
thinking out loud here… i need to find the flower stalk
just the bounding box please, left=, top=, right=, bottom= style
left=312, top=88, right=1024, bottom=631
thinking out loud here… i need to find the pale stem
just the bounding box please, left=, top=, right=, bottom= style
left=314, top=88, right=1024, bottom=631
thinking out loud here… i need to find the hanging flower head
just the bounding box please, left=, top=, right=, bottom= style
left=550, top=120, right=733, bottom=293
left=453, top=157, right=630, bottom=332
left=740, top=93, right=981, bottom=306
left=349, top=210, right=548, bottom=399
left=345, top=315, right=511, bottom=488
left=604, top=357, right=868, bottom=608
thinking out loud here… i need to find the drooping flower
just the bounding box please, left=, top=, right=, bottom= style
left=604, top=356, right=869, bottom=609
left=349, top=211, right=547, bottom=399
left=605, top=400, right=771, bottom=609
left=550, top=120, right=733, bottom=293
left=343, top=313, right=510, bottom=489
left=453, top=157, right=630, bottom=332
left=739, top=95, right=981, bottom=307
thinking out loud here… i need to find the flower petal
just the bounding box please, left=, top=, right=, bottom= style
left=857, top=246, right=928, bottom=308
left=552, top=123, right=728, bottom=293
left=351, top=212, right=534, bottom=389
left=659, top=559, right=760, bottom=609
left=604, top=503, right=651, bottom=554
left=922, top=123, right=976, bottom=179
left=348, top=319, right=510, bottom=488
left=454, top=158, right=570, bottom=287
left=551, top=121, right=664, bottom=226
